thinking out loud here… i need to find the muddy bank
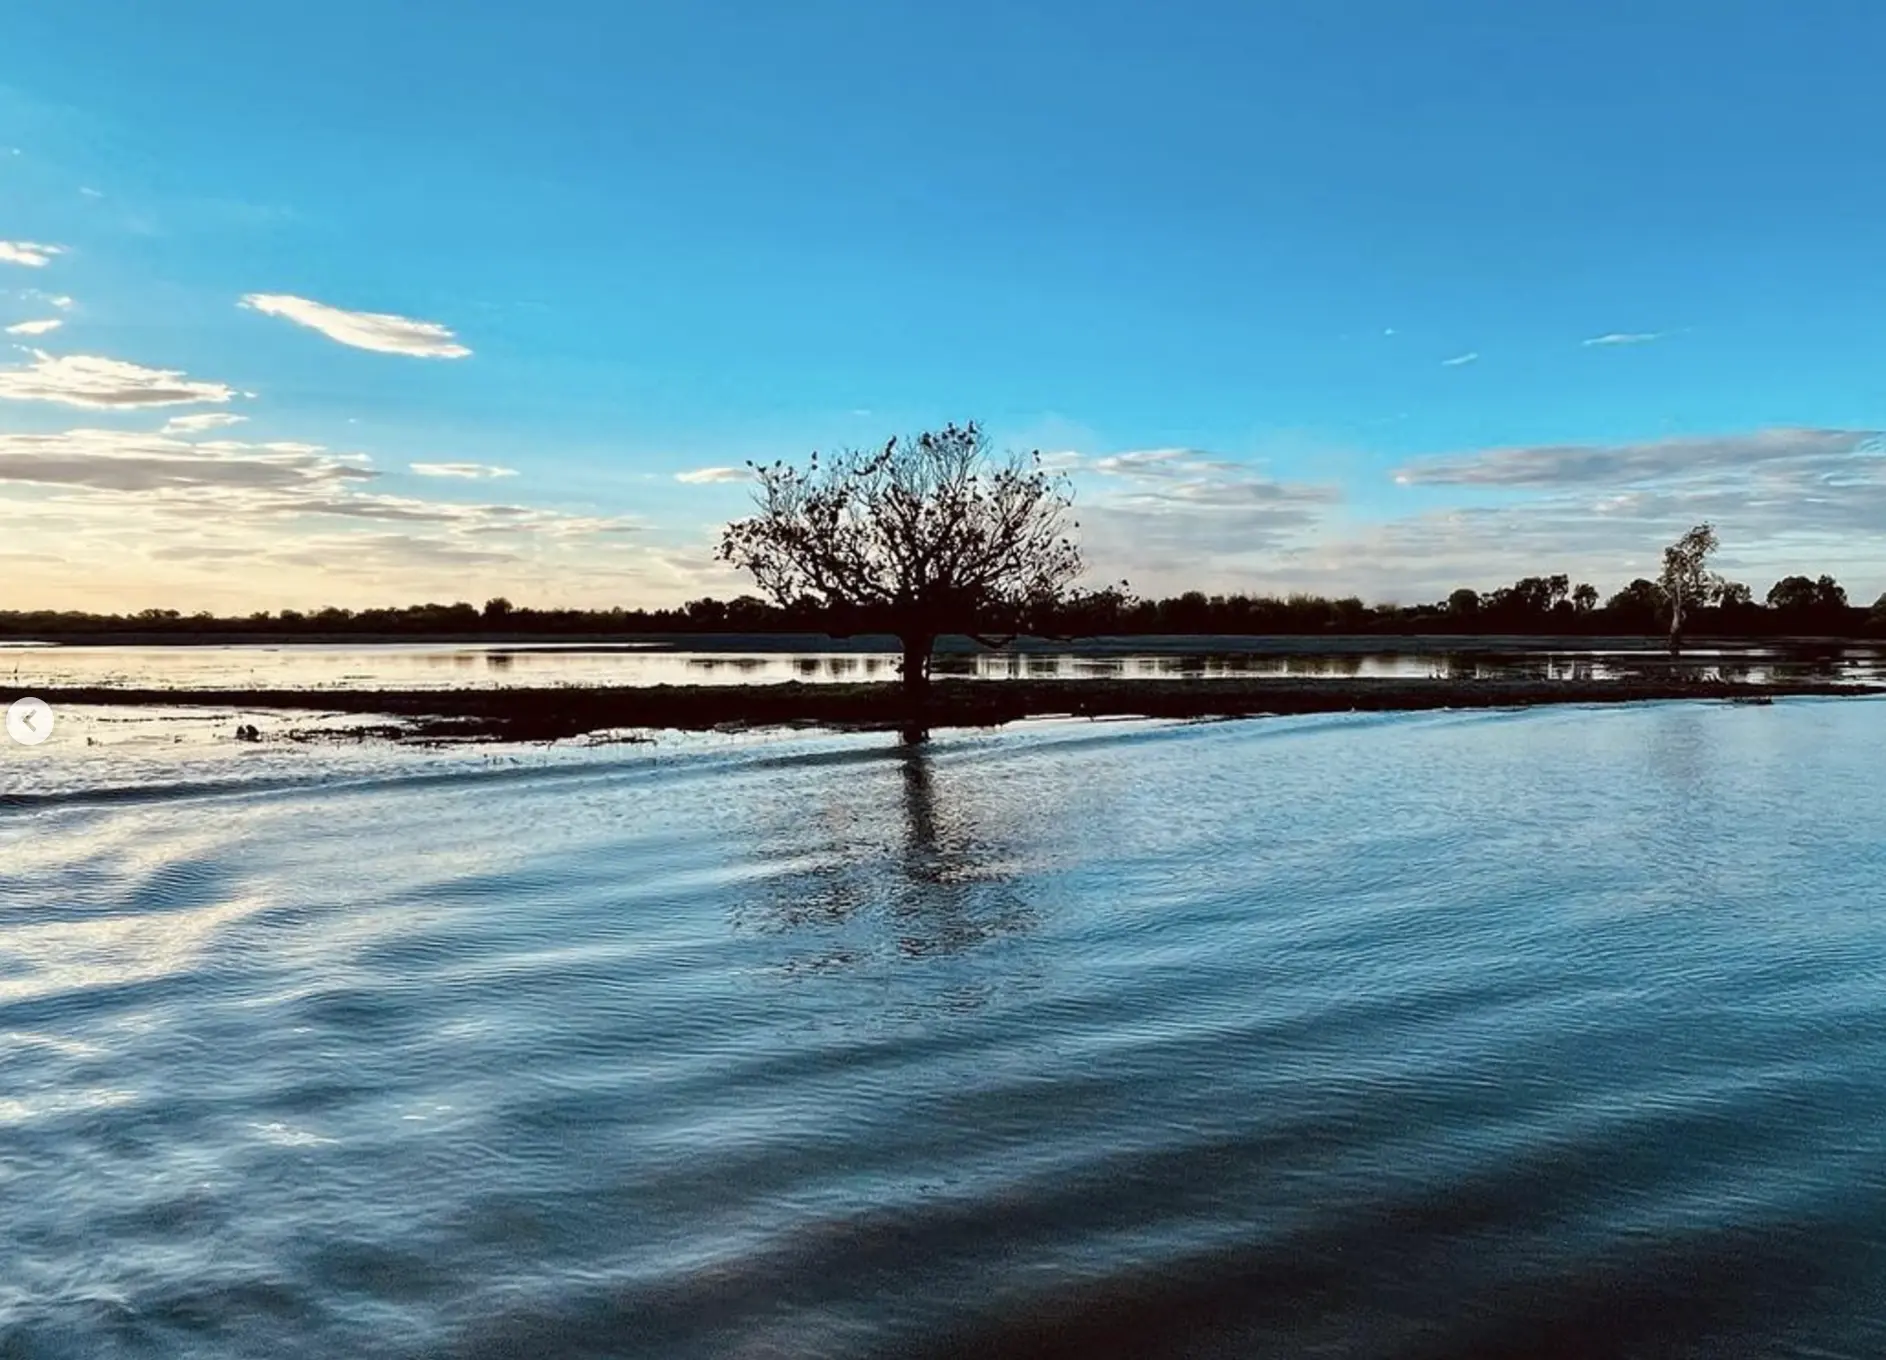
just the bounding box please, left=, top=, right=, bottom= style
left=14, top=676, right=1877, bottom=743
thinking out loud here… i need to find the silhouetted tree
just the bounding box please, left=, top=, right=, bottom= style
left=1571, top=582, right=1599, bottom=613
left=1606, top=578, right=1666, bottom=631
left=1767, top=575, right=1817, bottom=613
left=1446, top=587, right=1481, bottom=618
left=483, top=597, right=514, bottom=621
left=718, top=422, right=1083, bottom=693
left=1767, top=574, right=1848, bottom=632
left=1659, top=522, right=1719, bottom=653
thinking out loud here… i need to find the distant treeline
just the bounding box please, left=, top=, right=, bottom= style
left=6, top=572, right=1884, bottom=640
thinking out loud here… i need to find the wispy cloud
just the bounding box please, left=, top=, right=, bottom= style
left=4, top=318, right=61, bottom=336
left=0, top=351, right=239, bottom=409
left=0, top=241, right=65, bottom=268
left=410, top=461, right=517, bottom=479
left=240, top=293, right=472, bottom=359
left=30, top=292, right=75, bottom=311
left=1440, top=351, right=1479, bottom=367
left=1582, top=331, right=1663, bottom=347
left=0, top=427, right=372, bottom=495
left=1294, top=426, right=1886, bottom=603
left=0, top=421, right=666, bottom=610
left=1041, top=446, right=1342, bottom=596
left=162, top=412, right=248, bottom=434
left=675, top=466, right=754, bottom=484
left=1392, top=428, right=1876, bottom=489
left=0, top=427, right=626, bottom=535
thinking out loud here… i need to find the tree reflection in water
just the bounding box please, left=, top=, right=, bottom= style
left=733, top=736, right=1039, bottom=1000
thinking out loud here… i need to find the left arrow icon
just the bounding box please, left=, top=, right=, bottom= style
left=7, top=697, right=55, bottom=746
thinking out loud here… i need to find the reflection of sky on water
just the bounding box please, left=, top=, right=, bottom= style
left=8, top=703, right=1886, bottom=1358
left=3, top=643, right=1883, bottom=691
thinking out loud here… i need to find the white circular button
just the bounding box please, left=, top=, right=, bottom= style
left=6, top=696, right=54, bottom=746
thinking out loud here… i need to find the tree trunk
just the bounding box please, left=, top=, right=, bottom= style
left=1668, top=596, right=1685, bottom=655
left=899, top=632, right=935, bottom=695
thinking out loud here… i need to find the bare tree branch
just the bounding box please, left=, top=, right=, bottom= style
left=718, top=422, right=1085, bottom=693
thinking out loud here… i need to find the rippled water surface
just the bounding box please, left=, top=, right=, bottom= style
left=7, top=639, right=1884, bottom=689
left=5, top=699, right=1886, bottom=1358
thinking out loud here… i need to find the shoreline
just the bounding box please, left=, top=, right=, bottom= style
left=1, top=631, right=1878, bottom=654
left=13, top=676, right=1879, bottom=743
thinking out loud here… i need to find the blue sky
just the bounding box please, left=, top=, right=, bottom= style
left=3, top=0, right=1884, bottom=610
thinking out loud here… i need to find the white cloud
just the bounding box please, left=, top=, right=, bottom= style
left=240, top=293, right=471, bottom=358
left=1045, top=446, right=1342, bottom=596
left=1317, top=425, right=1886, bottom=602
left=1582, top=332, right=1663, bottom=347
left=0, top=428, right=372, bottom=495
left=0, top=351, right=238, bottom=408
left=0, top=241, right=65, bottom=268
left=78, top=187, right=103, bottom=199
left=31, top=293, right=74, bottom=310
left=1440, top=351, right=1479, bottom=367
left=410, top=461, right=517, bottom=479
left=675, top=466, right=754, bottom=484
left=0, top=426, right=633, bottom=534
left=162, top=412, right=248, bottom=434
left=1392, top=428, right=1876, bottom=489
left=5, top=319, right=61, bottom=336
left=0, top=420, right=673, bottom=612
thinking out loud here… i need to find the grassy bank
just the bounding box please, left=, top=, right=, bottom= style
left=13, top=676, right=1878, bottom=743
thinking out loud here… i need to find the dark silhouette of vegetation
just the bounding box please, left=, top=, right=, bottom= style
left=716, top=422, right=1086, bottom=693
left=3, top=513, right=1880, bottom=646
left=4, top=572, right=1881, bottom=644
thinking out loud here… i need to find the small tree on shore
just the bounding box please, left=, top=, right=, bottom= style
left=1659, top=522, right=1720, bottom=653
left=718, top=422, right=1084, bottom=695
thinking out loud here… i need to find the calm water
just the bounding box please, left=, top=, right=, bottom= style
left=5, top=699, right=1886, bottom=1358
left=4, top=640, right=1882, bottom=690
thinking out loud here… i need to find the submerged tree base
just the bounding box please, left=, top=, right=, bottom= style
left=15, top=676, right=1879, bottom=744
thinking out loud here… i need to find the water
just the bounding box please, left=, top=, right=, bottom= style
left=4, top=640, right=1882, bottom=691
left=5, top=699, right=1886, bottom=1357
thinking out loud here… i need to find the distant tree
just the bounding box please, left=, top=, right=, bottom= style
left=483, top=596, right=514, bottom=621
left=684, top=596, right=729, bottom=629
left=1658, top=522, right=1719, bottom=652
left=1868, top=592, right=1886, bottom=637
left=1716, top=581, right=1753, bottom=608
left=1169, top=590, right=1211, bottom=632
left=1481, top=574, right=1572, bottom=624
left=1606, top=578, right=1667, bottom=630
left=1767, top=574, right=1849, bottom=632
left=1766, top=575, right=1818, bottom=613
left=718, top=422, right=1083, bottom=693
left=1446, top=587, right=1481, bottom=617
left=1571, top=582, right=1600, bottom=613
